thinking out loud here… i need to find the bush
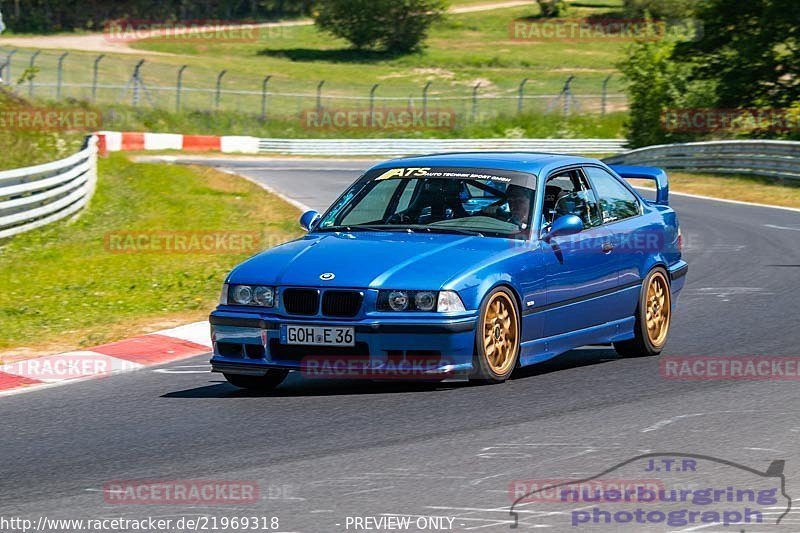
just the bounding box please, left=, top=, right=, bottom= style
left=622, top=0, right=696, bottom=18
left=617, top=37, right=712, bottom=147
left=536, top=0, right=568, bottom=17
left=313, top=0, right=446, bottom=53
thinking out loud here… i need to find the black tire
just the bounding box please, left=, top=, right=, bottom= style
left=224, top=370, right=289, bottom=392
left=614, top=267, right=671, bottom=358
left=471, top=286, right=521, bottom=383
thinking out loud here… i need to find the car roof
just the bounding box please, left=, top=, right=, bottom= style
left=369, top=152, right=602, bottom=177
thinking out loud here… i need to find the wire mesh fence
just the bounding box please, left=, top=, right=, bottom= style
left=0, top=46, right=628, bottom=125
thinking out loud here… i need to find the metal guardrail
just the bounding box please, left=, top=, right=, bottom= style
left=604, top=140, right=800, bottom=181
left=257, top=138, right=629, bottom=157
left=0, top=135, right=98, bottom=239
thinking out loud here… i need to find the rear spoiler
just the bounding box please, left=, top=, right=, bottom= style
left=609, top=165, right=669, bottom=206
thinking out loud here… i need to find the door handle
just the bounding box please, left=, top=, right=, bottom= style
left=602, top=242, right=614, bottom=254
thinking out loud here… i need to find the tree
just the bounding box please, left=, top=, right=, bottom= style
left=620, top=0, right=800, bottom=144
left=313, top=0, right=446, bottom=53
left=0, top=1, right=313, bottom=33
left=673, top=0, right=800, bottom=108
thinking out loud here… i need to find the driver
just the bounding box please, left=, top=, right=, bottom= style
left=506, top=185, right=532, bottom=229
left=481, top=185, right=531, bottom=230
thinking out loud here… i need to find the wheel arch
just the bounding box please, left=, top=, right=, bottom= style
left=479, top=280, right=523, bottom=315
left=640, top=256, right=670, bottom=282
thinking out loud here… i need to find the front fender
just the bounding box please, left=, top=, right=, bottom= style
left=443, top=241, right=542, bottom=312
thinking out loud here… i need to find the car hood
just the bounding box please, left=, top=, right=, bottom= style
left=228, top=231, right=520, bottom=289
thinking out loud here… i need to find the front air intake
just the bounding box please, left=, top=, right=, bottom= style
left=283, top=288, right=320, bottom=315
left=322, top=291, right=363, bottom=317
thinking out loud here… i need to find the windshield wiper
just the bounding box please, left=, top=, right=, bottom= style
left=322, top=224, right=484, bottom=237
left=323, top=225, right=413, bottom=233
left=417, top=226, right=484, bottom=237
left=357, top=225, right=419, bottom=232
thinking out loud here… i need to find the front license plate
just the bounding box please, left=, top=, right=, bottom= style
left=280, top=324, right=355, bottom=347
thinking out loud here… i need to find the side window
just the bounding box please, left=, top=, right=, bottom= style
left=543, top=170, right=602, bottom=228
left=584, top=167, right=640, bottom=224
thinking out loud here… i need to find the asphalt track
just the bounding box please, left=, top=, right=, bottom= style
left=1, top=158, right=799, bottom=532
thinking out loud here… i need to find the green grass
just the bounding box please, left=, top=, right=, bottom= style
left=0, top=155, right=302, bottom=352
left=0, top=91, right=86, bottom=170
left=0, top=130, right=85, bottom=170
left=129, top=4, right=627, bottom=94
left=0, top=0, right=630, bottom=124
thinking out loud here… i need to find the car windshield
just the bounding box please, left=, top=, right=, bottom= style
left=317, top=174, right=536, bottom=239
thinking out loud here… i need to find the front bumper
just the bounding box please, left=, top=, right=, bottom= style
left=209, top=310, right=478, bottom=380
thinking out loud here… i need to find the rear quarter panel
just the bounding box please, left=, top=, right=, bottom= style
left=612, top=202, right=681, bottom=318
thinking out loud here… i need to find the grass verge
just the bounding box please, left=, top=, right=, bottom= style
left=631, top=172, right=800, bottom=209
left=669, top=172, right=800, bottom=209
left=0, top=90, right=86, bottom=170
left=0, top=154, right=302, bottom=355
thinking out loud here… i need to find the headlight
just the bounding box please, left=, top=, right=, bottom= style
left=227, top=284, right=275, bottom=307
left=378, top=290, right=465, bottom=313
left=231, top=285, right=253, bottom=305
left=387, top=290, right=409, bottom=311
left=437, top=291, right=466, bottom=313
left=253, top=286, right=275, bottom=307
left=414, top=291, right=436, bottom=312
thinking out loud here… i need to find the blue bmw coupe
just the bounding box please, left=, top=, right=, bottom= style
left=210, top=153, right=687, bottom=390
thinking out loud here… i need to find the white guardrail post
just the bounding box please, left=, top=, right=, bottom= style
left=603, top=140, right=800, bottom=181
left=0, top=134, right=99, bottom=239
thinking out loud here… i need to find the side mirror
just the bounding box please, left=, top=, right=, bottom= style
left=299, top=210, right=320, bottom=231
left=542, top=214, right=583, bottom=242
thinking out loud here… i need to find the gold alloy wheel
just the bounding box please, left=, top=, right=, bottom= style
left=645, top=271, right=671, bottom=348
left=482, top=291, right=519, bottom=375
